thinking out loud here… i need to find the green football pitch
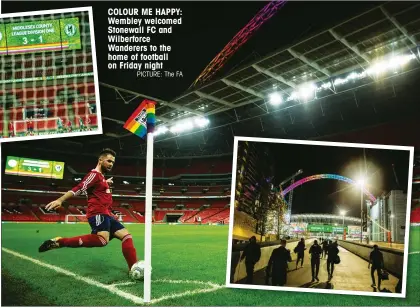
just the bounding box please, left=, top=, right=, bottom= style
left=1, top=223, right=420, bottom=306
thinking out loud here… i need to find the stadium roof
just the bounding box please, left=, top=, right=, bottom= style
left=101, top=2, right=420, bottom=149
left=157, top=2, right=420, bottom=121
left=291, top=213, right=361, bottom=224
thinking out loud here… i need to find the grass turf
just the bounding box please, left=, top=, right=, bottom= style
left=1, top=223, right=420, bottom=306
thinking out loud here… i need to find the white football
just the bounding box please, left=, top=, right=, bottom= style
left=129, top=260, right=151, bottom=281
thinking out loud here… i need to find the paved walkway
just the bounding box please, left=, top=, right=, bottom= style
left=237, top=240, right=400, bottom=293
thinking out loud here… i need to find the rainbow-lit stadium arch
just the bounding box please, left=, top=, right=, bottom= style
left=281, top=174, right=377, bottom=202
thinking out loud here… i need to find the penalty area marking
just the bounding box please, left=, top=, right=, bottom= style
left=3, top=247, right=224, bottom=305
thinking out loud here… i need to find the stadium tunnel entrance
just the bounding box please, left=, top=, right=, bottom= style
left=164, top=213, right=183, bottom=223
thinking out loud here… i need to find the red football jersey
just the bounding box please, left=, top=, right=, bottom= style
left=70, top=170, right=113, bottom=218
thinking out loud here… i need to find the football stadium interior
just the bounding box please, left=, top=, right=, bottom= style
left=1, top=152, right=232, bottom=225
left=2, top=1, right=420, bottom=306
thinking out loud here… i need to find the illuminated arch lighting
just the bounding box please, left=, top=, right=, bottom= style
left=281, top=174, right=376, bottom=203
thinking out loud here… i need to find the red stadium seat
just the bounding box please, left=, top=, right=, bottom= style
left=411, top=207, right=420, bottom=223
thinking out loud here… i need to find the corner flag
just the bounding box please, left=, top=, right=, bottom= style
left=123, top=99, right=156, bottom=138
left=123, top=99, right=156, bottom=303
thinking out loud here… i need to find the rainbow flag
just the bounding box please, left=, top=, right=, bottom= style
left=123, top=99, right=156, bottom=139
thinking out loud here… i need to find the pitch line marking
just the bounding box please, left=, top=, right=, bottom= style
left=154, top=278, right=223, bottom=289
left=3, top=247, right=224, bottom=305
left=2, top=247, right=144, bottom=305
left=409, top=251, right=420, bottom=255
left=112, top=278, right=223, bottom=288
left=151, top=279, right=223, bottom=304
left=110, top=278, right=224, bottom=304
left=110, top=281, right=137, bottom=287
left=151, top=285, right=222, bottom=304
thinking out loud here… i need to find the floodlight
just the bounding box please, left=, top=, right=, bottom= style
left=348, top=72, right=359, bottom=80
left=154, top=126, right=168, bottom=136
left=269, top=92, right=282, bottom=105
left=169, top=126, right=179, bottom=134
left=184, top=119, right=194, bottom=130
left=298, top=83, right=316, bottom=101
left=289, top=91, right=298, bottom=101
left=170, top=119, right=196, bottom=134
left=319, top=81, right=332, bottom=90
left=195, top=117, right=210, bottom=128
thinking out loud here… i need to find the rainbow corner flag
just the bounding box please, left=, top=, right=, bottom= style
left=123, top=99, right=156, bottom=139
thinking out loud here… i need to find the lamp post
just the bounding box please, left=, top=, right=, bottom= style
left=390, top=214, right=395, bottom=245
left=358, top=179, right=365, bottom=243
left=361, top=187, right=363, bottom=242
left=339, top=210, right=346, bottom=240
left=340, top=210, right=346, bottom=227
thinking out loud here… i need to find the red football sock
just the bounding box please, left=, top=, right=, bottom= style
left=122, top=234, right=138, bottom=269
left=58, top=234, right=107, bottom=248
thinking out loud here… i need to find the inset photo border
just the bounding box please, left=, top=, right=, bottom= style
left=0, top=7, right=102, bottom=143
left=226, top=136, right=414, bottom=298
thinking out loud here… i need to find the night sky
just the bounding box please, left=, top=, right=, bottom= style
left=3, top=1, right=382, bottom=101
left=255, top=140, right=411, bottom=217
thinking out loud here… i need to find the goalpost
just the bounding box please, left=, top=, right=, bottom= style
left=65, top=214, right=88, bottom=224
left=13, top=117, right=60, bottom=136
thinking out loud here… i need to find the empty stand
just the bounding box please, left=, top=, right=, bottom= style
left=1, top=154, right=232, bottom=225
left=2, top=80, right=98, bottom=136
left=1, top=204, right=39, bottom=222
left=410, top=207, right=420, bottom=223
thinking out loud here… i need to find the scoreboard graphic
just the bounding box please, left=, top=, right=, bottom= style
left=5, top=156, right=65, bottom=179
left=307, top=224, right=348, bottom=234
left=0, top=18, right=81, bottom=55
